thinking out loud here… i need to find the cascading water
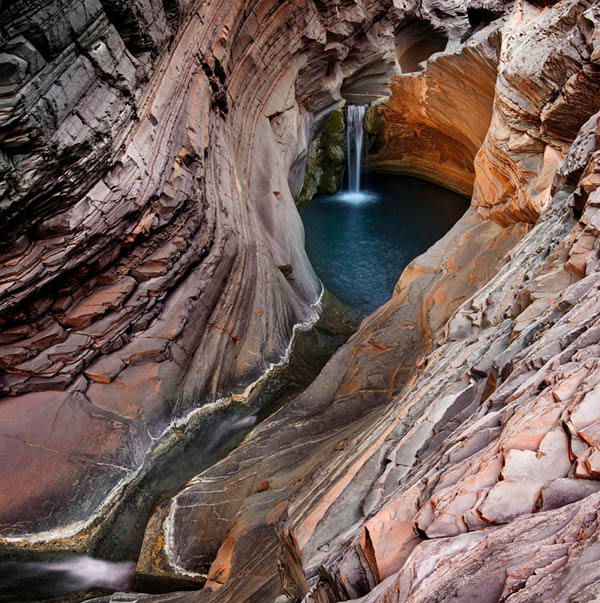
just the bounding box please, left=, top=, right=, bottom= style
left=0, top=556, right=136, bottom=601
left=346, top=104, right=368, bottom=194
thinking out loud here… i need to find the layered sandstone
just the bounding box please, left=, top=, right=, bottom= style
left=367, top=6, right=505, bottom=197
left=88, top=1, right=600, bottom=602
left=473, top=1, right=600, bottom=225
left=0, top=0, right=397, bottom=551
left=132, top=207, right=526, bottom=601
left=4, top=0, right=600, bottom=602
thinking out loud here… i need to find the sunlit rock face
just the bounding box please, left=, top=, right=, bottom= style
left=0, top=0, right=397, bottom=548
left=474, top=1, right=600, bottom=225
left=368, top=3, right=506, bottom=197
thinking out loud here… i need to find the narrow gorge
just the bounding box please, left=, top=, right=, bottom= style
left=2, top=0, right=600, bottom=601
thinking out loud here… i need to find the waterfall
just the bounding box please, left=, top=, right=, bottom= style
left=346, top=104, right=367, bottom=193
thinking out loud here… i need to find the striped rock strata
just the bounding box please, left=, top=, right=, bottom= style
left=0, top=0, right=398, bottom=551
left=5, top=0, right=600, bottom=602
left=95, top=1, right=600, bottom=602
left=367, top=6, right=504, bottom=197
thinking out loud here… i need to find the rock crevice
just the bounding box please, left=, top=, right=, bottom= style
left=97, top=1, right=600, bottom=601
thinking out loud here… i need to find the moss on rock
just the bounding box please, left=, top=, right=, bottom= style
left=296, top=138, right=322, bottom=208
left=317, top=105, right=345, bottom=195
left=364, top=102, right=384, bottom=153
left=296, top=104, right=346, bottom=207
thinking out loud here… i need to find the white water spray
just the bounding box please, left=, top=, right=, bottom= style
left=0, top=556, right=136, bottom=600
left=204, top=414, right=257, bottom=453
left=41, top=556, right=136, bottom=590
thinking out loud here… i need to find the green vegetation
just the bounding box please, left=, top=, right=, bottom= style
left=364, top=103, right=384, bottom=153
left=296, top=104, right=346, bottom=207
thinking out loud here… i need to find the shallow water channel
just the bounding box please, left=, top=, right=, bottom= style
left=0, top=291, right=358, bottom=601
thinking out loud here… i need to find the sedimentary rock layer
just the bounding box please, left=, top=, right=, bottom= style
left=474, top=0, right=600, bottom=225
left=134, top=207, right=525, bottom=602
left=5, top=0, right=600, bottom=602
left=97, top=1, right=600, bottom=602
left=368, top=11, right=502, bottom=197
left=0, top=0, right=397, bottom=548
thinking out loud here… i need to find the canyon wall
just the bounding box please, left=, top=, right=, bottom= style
left=4, top=0, right=600, bottom=602
left=368, top=8, right=504, bottom=197
left=0, top=0, right=398, bottom=551
left=92, top=1, right=600, bottom=602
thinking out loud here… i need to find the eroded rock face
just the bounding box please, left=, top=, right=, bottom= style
left=5, top=0, right=600, bottom=602
left=92, top=1, right=600, bottom=602
left=0, top=0, right=399, bottom=549
left=368, top=7, right=504, bottom=196
left=474, top=0, right=600, bottom=225
left=133, top=206, right=525, bottom=601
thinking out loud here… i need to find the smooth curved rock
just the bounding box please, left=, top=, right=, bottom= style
left=0, top=0, right=400, bottom=550
left=100, top=2, right=600, bottom=602
left=5, top=1, right=600, bottom=602
left=133, top=206, right=525, bottom=600
left=368, top=17, right=501, bottom=196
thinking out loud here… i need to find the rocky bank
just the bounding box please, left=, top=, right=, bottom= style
left=3, top=0, right=600, bottom=602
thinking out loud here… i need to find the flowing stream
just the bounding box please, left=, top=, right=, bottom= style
left=1, top=105, right=467, bottom=602
left=0, top=557, right=136, bottom=601
left=0, top=293, right=358, bottom=601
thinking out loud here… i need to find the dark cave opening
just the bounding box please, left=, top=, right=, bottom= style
left=467, top=6, right=501, bottom=29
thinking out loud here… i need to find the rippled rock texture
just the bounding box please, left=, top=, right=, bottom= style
left=368, top=6, right=504, bottom=196
left=0, top=0, right=397, bottom=549
left=96, top=1, right=600, bottom=602
left=5, top=0, right=600, bottom=602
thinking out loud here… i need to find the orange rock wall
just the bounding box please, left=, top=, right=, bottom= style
left=127, top=2, right=600, bottom=602
left=474, top=1, right=600, bottom=225
left=369, top=29, right=500, bottom=197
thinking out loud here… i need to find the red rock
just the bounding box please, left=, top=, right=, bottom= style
left=84, top=355, right=126, bottom=384
left=0, top=391, right=142, bottom=536
left=61, top=277, right=138, bottom=329
left=3, top=4, right=600, bottom=603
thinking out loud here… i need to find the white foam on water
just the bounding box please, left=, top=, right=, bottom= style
left=37, top=556, right=136, bottom=590
left=335, top=190, right=379, bottom=204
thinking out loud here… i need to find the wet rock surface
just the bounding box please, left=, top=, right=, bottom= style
left=296, top=105, right=346, bottom=207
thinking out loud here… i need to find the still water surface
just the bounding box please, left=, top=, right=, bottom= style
left=302, top=174, right=470, bottom=315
